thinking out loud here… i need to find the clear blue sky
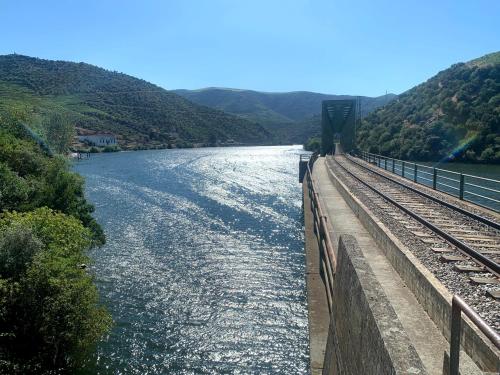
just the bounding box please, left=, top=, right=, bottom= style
left=1, top=0, right=499, bottom=96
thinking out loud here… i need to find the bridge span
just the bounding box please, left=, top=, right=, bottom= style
left=300, top=152, right=499, bottom=375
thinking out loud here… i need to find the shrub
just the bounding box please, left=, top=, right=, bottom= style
left=103, top=145, right=120, bottom=152
left=0, top=225, right=42, bottom=280
left=303, top=137, right=321, bottom=153
left=0, top=208, right=112, bottom=373
left=0, top=125, right=104, bottom=245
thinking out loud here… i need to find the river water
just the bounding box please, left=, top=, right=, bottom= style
left=74, top=146, right=309, bottom=374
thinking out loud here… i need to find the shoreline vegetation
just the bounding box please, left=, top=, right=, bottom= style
left=0, top=110, right=111, bottom=374
left=71, top=140, right=281, bottom=154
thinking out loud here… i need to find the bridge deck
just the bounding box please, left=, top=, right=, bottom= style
left=313, top=157, right=449, bottom=374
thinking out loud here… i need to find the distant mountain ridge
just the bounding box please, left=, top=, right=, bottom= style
left=173, top=88, right=396, bottom=143
left=357, top=51, right=500, bottom=163
left=0, top=54, right=273, bottom=149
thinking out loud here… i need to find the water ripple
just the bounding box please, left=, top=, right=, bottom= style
left=74, top=146, right=309, bottom=374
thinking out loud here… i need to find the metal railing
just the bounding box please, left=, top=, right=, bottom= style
left=359, top=151, right=500, bottom=212
left=303, top=153, right=337, bottom=310
left=449, top=295, right=500, bottom=375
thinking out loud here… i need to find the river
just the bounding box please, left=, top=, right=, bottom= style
left=73, top=146, right=310, bottom=374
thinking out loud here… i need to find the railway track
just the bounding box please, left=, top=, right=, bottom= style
left=330, top=155, right=500, bottom=301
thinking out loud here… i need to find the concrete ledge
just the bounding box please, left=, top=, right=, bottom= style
left=323, top=235, right=427, bottom=375
left=303, top=179, right=330, bottom=375
left=325, top=156, right=500, bottom=373
left=442, top=350, right=485, bottom=375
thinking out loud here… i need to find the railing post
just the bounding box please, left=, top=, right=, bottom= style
left=402, top=161, right=405, bottom=178
left=414, top=164, right=417, bottom=182
left=459, top=174, right=465, bottom=200
left=392, top=159, right=395, bottom=173
left=384, top=158, right=387, bottom=170
left=433, top=168, right=437, bottom=190
left=449, top=298, right=462, bottom=375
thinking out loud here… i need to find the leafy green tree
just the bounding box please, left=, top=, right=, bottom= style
left=0, top=117, right=105, bottom=244
left=303, top=137, right=321, bottom=153
left=44, top=112, right=74, bottom=154
left=0, top=225, right=42, bottom=280
left=0, top=208, right=112, bottom=373
left=0, top=163, right=29, bottom=211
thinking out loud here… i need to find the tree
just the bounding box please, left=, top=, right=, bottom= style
left=44, top=113, right=74, bottom=154
left=0, top=208, right=112, bottom=373
left=0, top=225, right=42, bottom=280
left=304, top=137, right=321, bottom=153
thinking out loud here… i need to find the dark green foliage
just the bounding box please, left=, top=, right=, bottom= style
left=357, top=52, right=500, bottom=163
left=0, top=54, right=273, bottom=149
left=0, top=225, right=42, bottom=280
left=43, top=112, right=74, bottom=153
left=0, top=209, right=111, bottom=374
left=103, top=145, right=120, bottom=152
left=0, top=112, right=110, bottom=373
left=174, top=88, right=396, bottom=144
left=0, top=112, right=104, bottom=244
left=303, top=137, right=321, bottom=153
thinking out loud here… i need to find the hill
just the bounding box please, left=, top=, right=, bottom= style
left=357, top=51, right=500, bottom=163
left=0, top=55, right=273, bottom=150
left=173, top=88, right=396, bottom=144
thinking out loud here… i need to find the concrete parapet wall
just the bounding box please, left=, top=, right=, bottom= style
left=323, top=235, right=427, bottom=375
left=303, top=178, right=330, bottom=374
left=324, top=156, right=500, bottom=373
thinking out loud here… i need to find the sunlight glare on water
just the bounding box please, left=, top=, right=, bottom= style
left=74, top=145, right=310, bottom=374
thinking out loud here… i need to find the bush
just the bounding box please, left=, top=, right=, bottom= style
left=0, top=125, right=104, bottom=245
left=103, top=145, right=120, bottom=152
left=303, top=137, right=321, bottom=153
left=0, top=208, right=112, bottom=373
left=0, top=225, right=42, bottom=280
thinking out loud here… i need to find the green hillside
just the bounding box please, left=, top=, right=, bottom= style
left=357, top=51, right=500, bottom=163
left=174, top=88, right=396, bottom=144
left=0, top=55, right=273, bottom=150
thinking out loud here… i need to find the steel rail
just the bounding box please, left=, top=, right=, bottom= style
left=304, top=154, right=337, bottom=309
left=466, top=190, right=500, bottom=204
left=346, top=155, right=500, bottom=231
left=332, top=157, right=500, bottom=275
left=465, top=182, right=500, bottom=195
left=449, top=295, right=500, bottom=375
left=463, top=174, right=500, bottom=184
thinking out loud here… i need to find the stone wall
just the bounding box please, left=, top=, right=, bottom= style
left=322, top=235, right=427, bottom=375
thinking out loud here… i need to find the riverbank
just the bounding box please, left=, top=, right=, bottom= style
left=72, top=140, right=292, bottom=155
